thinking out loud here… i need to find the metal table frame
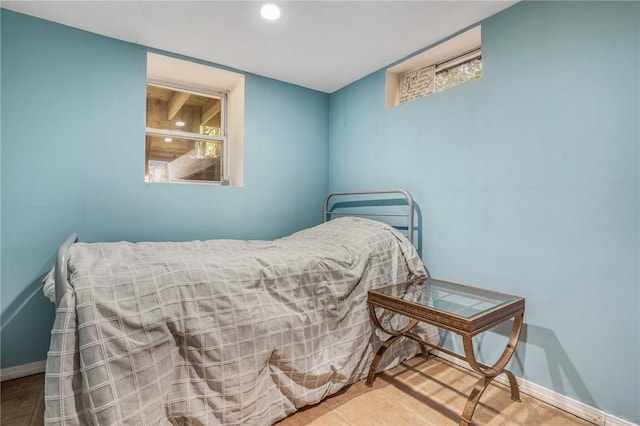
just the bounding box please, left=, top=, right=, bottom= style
left=366, top=277, right=525, bottom=426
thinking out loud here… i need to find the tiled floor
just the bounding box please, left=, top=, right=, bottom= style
left=275, top=357, right=595, bottom=426
left=1, top=372, right=45, bottom=426
left=1, top=357, right=594, bottom=425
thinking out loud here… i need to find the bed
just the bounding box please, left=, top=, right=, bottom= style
left=44, top=189, right=439, bottom=425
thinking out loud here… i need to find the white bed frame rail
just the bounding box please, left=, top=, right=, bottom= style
left=55, top=233, right=78, bottom=306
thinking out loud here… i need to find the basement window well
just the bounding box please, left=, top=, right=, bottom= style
left=385, top=26, right=481, bottom=108
left=145, top=53, right=245, bottom=186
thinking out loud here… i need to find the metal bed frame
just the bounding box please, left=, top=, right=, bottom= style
left=55, top=233, right=78, bottom=306
left=54, top=189, right=416, bottom=306
left=324, top=188, right=415, bottom=243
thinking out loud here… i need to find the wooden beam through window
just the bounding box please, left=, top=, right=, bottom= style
left=168, top=92, right=191, bottom=120
left=201, top=100, right=221, bottom=125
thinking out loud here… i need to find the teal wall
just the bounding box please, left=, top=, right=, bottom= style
left=2, top=2, right=639, bottom=424
left=0, top=10, right=328, bottom=368
left=329, top=1, right=639, bottom=423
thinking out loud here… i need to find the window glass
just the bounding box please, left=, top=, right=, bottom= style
left=146, top=86, right=222, bottom=136
left=145, top=135, right=222, bottom=182
left=435, top=57, right=482, bottom=93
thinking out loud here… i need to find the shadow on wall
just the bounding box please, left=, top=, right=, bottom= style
left=476, top=320, right=597, bottom=407
left=1, top=271, right=56, bottom=369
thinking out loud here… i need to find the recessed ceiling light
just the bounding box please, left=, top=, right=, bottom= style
left=261, top=3, right=280, bottom=21
left=164, top=137, right=173, bottom=143
left=175, top=121, right=186, bottom=127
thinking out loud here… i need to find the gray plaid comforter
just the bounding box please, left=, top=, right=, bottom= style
left=45, top=217, right=437, bottom=425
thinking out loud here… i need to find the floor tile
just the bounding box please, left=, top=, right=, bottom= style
left=333, top=390, right=429, bottom=426
left=276, top=404, right=351, bottom=426
left=1, top=373, right=45, bottom=426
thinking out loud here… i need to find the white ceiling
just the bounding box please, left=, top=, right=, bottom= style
left=2, top=1, right=516, bottom=93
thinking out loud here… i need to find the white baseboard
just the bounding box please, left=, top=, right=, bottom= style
left=0, top=360, right=46, bottom=382
left=606, top=415, right=640, bottom=426
left=431, top=351, right=638, bottom=426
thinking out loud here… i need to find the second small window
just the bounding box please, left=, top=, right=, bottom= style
left=385, top=26, right=482, bottom=108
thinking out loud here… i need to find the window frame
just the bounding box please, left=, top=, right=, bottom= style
left=433, top=48, right=482, bottom=93
left=385, top=26, right=481, bottom=108
left=145, top=79, right=230, bottom=184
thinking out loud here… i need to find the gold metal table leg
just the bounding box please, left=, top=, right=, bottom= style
left=365, top=304, right=427, bottom=387
left=459, top=313, right=524, bottom=425
left=366, top=335, right=403, bottom=387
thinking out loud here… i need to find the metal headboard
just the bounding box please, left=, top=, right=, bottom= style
left=323, top=189, right=415, bottom=243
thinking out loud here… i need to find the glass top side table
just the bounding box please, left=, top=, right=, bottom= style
left=366, top=277, right=525, bottom=426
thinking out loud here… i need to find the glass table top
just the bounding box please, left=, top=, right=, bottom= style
left=373, top=278, right=520, bottom=319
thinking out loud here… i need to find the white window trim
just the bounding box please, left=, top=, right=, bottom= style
left=436, top=48, right=481, bottom=73
left=385, top=26, right=481, bottom=108
left=146, top=52, right=245, bottom=186
left=145, top=127, right=225, bottom=143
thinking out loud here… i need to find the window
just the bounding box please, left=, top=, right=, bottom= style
left=146, top=53, right=245, bottom=186
left=385, top=26, right=481, bottom=108
left=146, top=83, right=227, bottom=183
